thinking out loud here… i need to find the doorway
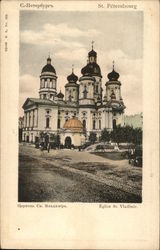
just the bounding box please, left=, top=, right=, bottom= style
left=65, top=136, right=72, bottom=149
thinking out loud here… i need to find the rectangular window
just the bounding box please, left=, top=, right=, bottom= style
left=58, top=119, right=61, bottom=128
left=93, top=120, right=96, bottom=130
left=46, top=117, right=50, bottom=128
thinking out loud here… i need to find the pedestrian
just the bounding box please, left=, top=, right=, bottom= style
left=47, top=142, right=51, bottom=153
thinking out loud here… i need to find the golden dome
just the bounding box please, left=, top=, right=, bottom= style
left=64, top=118, right=83, bottom=132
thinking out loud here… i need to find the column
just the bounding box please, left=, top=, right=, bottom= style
left=33, top=110, right=35, bottom=127
left=35, top=109, right=38, bottom=127
left=27, top=112, right=29, bottom=127
left=109, top=111, right=113, bottom=130
left=24, top=112, right=27, bottom=128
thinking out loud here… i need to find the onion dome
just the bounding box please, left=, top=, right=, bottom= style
left=88, top=49, right=97, bottom=57
left=67, top=72, right=78, bottom=83
left=67, top=66, right=78, bottom=83
left=88, top=41, right=97, bottom=57
left=64, top=118, right=83, bottom=132
left=107, top=61, right=119, bottom=81
left=57, top=91, right=64, bottom=99
left=111, top=91, right=116, bottom=100
left=41, top=57, right=56, bottom=74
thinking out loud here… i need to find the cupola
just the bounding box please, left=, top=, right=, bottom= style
left=67, top=66, right=78, bottom=83
left=88, top=41, right=97, bottom=63
left=41, top=56, right=56, bottom=74
left=107, top=61, right=119, bottom=81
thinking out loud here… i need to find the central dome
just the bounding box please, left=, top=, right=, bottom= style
left=64, top=118, right=83, bottom=132
left=81, top=62, right=101, bottom=77
left=88, top=49, right=97, bottom=57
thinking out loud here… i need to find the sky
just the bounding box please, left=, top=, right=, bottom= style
left=19, top=10, right=143, bottom=116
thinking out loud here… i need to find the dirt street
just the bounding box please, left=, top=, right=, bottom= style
left=18, top=144, right=142, bottom=202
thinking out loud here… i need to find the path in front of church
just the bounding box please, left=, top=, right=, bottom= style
left=18, top=144, right=142, bottom=203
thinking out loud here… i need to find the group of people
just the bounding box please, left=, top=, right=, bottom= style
left=39, top=141, right=51, bottom=153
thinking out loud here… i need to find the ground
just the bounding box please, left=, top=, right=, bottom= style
left=18, top=144, right=142, bottom=203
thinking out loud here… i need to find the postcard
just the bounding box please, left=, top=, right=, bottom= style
left=1, top=0, right=159, bottom=249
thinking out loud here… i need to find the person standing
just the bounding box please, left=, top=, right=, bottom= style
left=47, top=142, right=51, bottom=153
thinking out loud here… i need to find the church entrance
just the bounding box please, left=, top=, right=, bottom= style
left=65, top=136, right=72, bottom=149
left=113, top=119, right=117, bottom=129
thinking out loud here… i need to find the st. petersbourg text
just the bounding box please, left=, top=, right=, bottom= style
left=107, top=3, right=137, bottom=9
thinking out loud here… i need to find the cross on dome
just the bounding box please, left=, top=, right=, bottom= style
left=72, top=64, right=74, bottom=73
left=112, top=60, right=115, bottom=70
left=91, top=40, right=94, bottom=50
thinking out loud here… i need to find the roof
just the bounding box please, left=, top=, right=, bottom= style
left=63, top=118, right=83, bottom=132
left=22, top=97, right=79, bottom=110
left=22, top=98, right=55, bottom=109
left=107, top=69, right=119, bottom=81
left=41, top=64, right=56, bottom=74
left=67, top=72, right=78, bottom=83
left=41, top=57, right=56, bottom=74
left=57, top=91, right=64, bottom=99
left=88, top=49, right=97, bottom=57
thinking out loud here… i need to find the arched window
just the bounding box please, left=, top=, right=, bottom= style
left=47, top=79, right=50, bottom=88
left=93, top=120, right=96, bottom=130
left=42, top=79, right=44, bottom=88
left=69, top=95, right=72, bottom=102
left=83, top=85, right=88, bottom=99
left=96, top=85, right=98, bottom=93
left=113, top=119, right=116, bottom=129
left=99, top=120, right=101, bottom=129
left=46, top=117, right=50, bottom=128
left=83, top=120, right=86, bottom=130
left=58, top=119, right=61, bottom=129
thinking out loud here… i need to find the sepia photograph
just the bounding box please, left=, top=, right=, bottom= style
left=18, top=10, right=143, bottom=203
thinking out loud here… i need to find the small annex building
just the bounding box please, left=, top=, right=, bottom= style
left=61, top=118, right=85, bottom=147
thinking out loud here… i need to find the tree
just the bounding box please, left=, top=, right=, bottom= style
left=89, top=132, right=97, bottom=144
left=110, top=125, right=142, bottom=146
left=110, top=125, right=123, bottom=145
left=132, top=128, right=142, bottom=145
left=50, top=133, right=60, bottom=147
left=100, top=128, right=110, bottom=144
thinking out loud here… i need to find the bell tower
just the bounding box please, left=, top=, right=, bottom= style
left=104, top=61, right=126, bottom=127
left=65, top=65, right=79, bottom=103
left=39, top=56, right=57, bottom=100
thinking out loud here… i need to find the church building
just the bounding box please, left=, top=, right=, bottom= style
left=22, top=44, right=126, bottom=147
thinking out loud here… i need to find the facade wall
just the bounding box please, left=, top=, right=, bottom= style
left=79, top=78, right=95, bottom=105
left=106, top=82, right=121, bottom=101
left=93, top=76, right=102, bottom=101
left=65, top=86, right=78, bottom=102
